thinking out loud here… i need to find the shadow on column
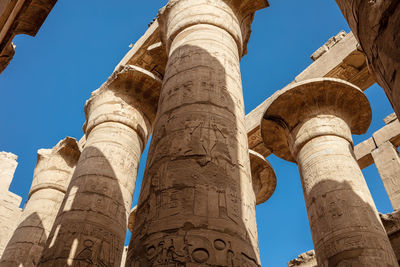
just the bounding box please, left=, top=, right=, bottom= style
left=38, top=146, right=126, bottom=267
left=127, top=43, right=260, bottom=266
left=306, top=177, right=397, bottom=266
left=0, top=212, right=45, bottom=266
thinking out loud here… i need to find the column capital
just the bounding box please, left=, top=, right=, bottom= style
left=249, top=150, right=276, bottom=205
left=84, top=65, right=162, bottom=144
left=29, top=137, right=80, bottom=197
left=158, top=0, right=268, bottom=57
left=261, top=78, right=371, bottom=162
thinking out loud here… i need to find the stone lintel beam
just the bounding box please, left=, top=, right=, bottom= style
left=246, top=32, right=376, bottom=158
left=249, top=150, right=276, bottom=205
left=115, top=20, right=167, bottom=81
left=354, top=116, right=400, bottom=169
left=0, top=0, right=57, bottom=73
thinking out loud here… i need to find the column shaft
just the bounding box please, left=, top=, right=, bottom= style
left=128, top=1, right=263, bottom=266
left=335, top=0, right=400, bottom=117
left=296, top=119, right=396, bottom=266
left=372, top=141, right=400, bottom=211
left=0, top=138, right=80, bottom=267
left=38, top=89, right=152, bottom=266
left=261, top=78, right=398, bottom=266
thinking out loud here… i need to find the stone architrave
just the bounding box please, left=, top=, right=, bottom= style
left=372, top=141, right=400, bottom=211
left=127, top=0, right=268, bottom=266
left=38, top=66, right=161, bottom=266
left=0, top=137, right=80, bottom=266
left=0, top=152, right=22, bottom=257
left=261, top=78, right=397, bottom=266
left=335, top=0, right=400, bottom=118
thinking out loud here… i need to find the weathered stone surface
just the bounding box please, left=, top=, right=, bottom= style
left=0, top=152, right=22, bottom=258
left=261, top=78, right=397, bottom=266
left=288, top=250, right=317, bottom=267
left=127, top=1, right=266, bottom=266
left=0, top=137, right=80, bottom=267
left=353, top=114, right=400, bottom=169
left=0, top=0, right=57, bottom=74
left=249, top=150, right=276, bottom=205
left=385, top=113, right=398, bottom=125
left=310, top=31, right=346, bottom=61
left=372, top=142, right=400, bottom=211
left=381, top=211, right=400, bottom=263
left=354, top=137, right=376, bottom=170
left=0, top=151, right=18, bottom=191
left=246, top=31, right=376, bottom=158
left=120, top=246, right=128, bottom=267
left=38, top=66, right=161, bottom=266
left=374, top=119, right=400, bottom=148
left=335, top=0, right=400, bottom=118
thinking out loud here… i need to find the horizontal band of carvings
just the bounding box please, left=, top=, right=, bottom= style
left=28, top=183, right=66, bottom=198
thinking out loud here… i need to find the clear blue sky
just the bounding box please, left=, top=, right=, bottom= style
left=0, top=1, right=395, bottom=266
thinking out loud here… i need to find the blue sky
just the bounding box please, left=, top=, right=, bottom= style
left=0, top=1, right=395, bottom=266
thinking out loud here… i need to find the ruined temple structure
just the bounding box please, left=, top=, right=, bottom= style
left=0, top=0, right=57, bottom=73
left=0, top=0, right=400, bottom=266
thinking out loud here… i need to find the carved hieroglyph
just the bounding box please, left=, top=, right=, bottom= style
left=335, top=0, right=400, bottom=118
left=0, top=152, right=22, bottom=257
left=0, top=137, right=80, bottom=267
left=38, top=67, right=161, bottom=266
left=127, top=0, right=268, bottom=266
left=261, top=78, right=398, bottom=266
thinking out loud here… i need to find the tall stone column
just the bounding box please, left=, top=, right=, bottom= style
left=372, top=141, right=400, bottom=211
left=249, top=150, right=276, bottom=205
left=0, top=137, right=80, bottom=267
left=0, top=152, right=22, bottom=257
left=38, top=67, right=161, bottom=266
left=335, top=0, right=400, bottom=118
left=127, top=1, right=268, bottom=266
left=261, top=78, right=398, bottom=266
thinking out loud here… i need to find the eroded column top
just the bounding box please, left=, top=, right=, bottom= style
left=260, top=78, right=372, bottom=162
left=249, top=150, right=276, bottom=205
left=0, top=151, right=18, bottom=192
left=84, top=65, right=162, bottom=144
left=29, top=137, right=80, bottom=197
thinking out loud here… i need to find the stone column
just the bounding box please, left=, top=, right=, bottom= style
left=249, top=150, right=276, bottom=205
left=261, top=78, right=398, bottom=266
left=0, top=137, right=80, bottom=267
left=0, top=152, right=22, bottom=257
left=372, top=141, right=400, bottom=211
left=335, top=0, right=400, bottom=118
left=38, top=66, right=161, bottom=266
left=127, top=1, right=267, bottom=266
